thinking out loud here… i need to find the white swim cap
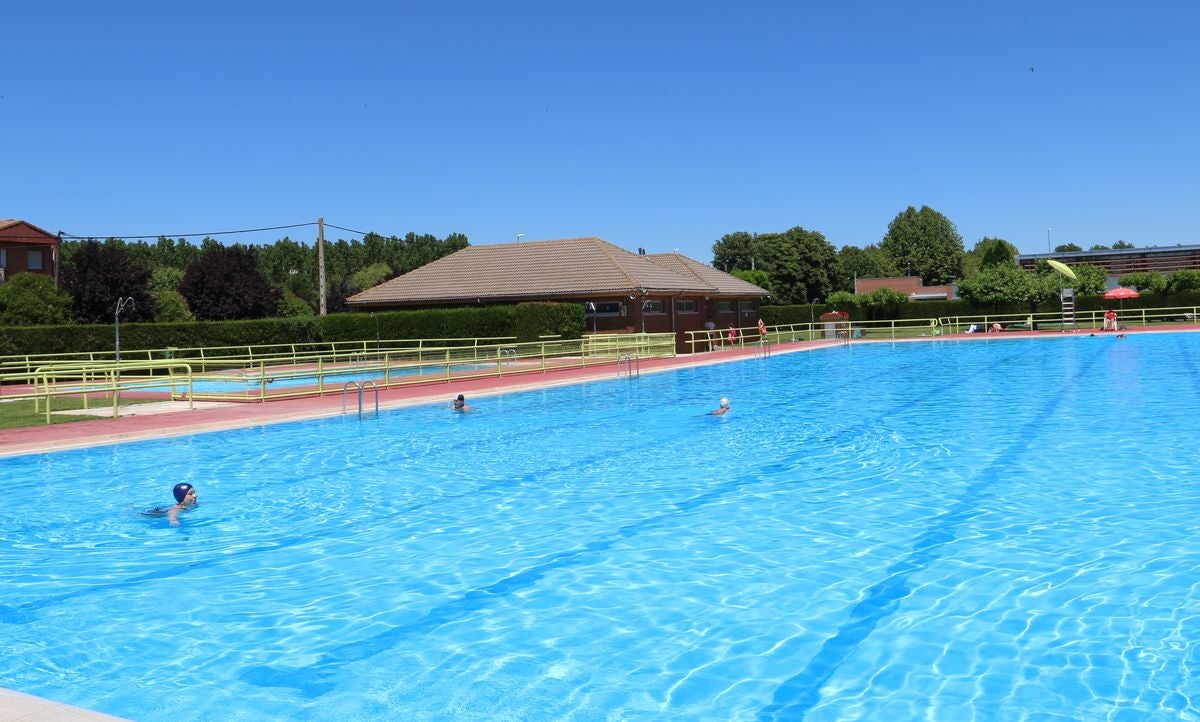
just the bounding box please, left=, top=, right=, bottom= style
left=720, top=397, right=729, bottom=407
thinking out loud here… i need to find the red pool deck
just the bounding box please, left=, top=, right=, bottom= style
left=0, top=325, right=1191, bottom=459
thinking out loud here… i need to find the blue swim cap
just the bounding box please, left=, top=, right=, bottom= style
left=173, top=483, right=194, bottom=503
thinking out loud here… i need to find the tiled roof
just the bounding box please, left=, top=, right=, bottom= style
left=0, top=219, right=60, bottom=245
left=645, top=252, right=770, bottom=296
left=348, top=237, right=768, bottom=306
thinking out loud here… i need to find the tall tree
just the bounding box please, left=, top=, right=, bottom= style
left=879, top=206, right=965, bottom=284
left=713, top=228, right=837, bottom=303
left=962, top=237, right=1019, bottom=278
left=834, top=245, right=899, bottom=292
left=61, top=240, right=155, bottom=323
left=756, top=227, right=838, bottom=304
left=711, top=232, right=761, bottom=274
left=179, top=245, right=279, bottom=320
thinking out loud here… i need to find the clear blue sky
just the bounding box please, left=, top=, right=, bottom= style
left=4, top=1, right=1198, bottom=261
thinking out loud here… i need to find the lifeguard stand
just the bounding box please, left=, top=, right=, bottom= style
left=819, top=311, right=851, bottom=339
left=1060, top=288, right=1077, bottom=330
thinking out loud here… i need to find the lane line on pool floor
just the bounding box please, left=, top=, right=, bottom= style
left=754, top=348, right=1104, bottom=720
left=232, top=346, right=1035, bottom=696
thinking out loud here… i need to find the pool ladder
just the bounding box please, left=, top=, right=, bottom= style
left=342, top=380, right=379, bottom=418
left=617, top=352, right=640, bottom=379
left=499, top=348, right=517, bottom=366
left=754, top=339, right=772, bottom=358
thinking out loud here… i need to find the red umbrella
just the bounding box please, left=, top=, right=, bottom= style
left=1104, top=287, right=1140, bottom=300
left=1104, top=286, right=1139, bottom=311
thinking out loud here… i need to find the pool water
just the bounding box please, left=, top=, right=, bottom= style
left=2, top=334, right=1199, bottom=720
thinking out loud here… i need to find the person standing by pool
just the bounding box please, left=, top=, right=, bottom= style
left=1103, top=308, right=1118, bottom=331
left=726, top=324, right=738, bottom=346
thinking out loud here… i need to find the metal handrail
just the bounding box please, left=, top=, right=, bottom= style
left=19, top=361, right=195, bottom=423
left=341, top=380, right=379, bottom=418
left=0, top=334, right=679, bottom=406
left=616, top=352, right=640, bottom=379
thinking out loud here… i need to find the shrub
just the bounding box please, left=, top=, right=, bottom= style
left=152, top=290, right=193, bottom=322
left=0, top=273, right=74, bottom=326
left=1118, top=272, right=1167, bottom=294
left=277, top=292, right=314, bottom=317
left=514, top=302, right=585, bottom=341
left=1165, top=270, right=1200, bottom=295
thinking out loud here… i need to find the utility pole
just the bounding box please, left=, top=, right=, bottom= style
left=318, top=217, right=327, bottom=316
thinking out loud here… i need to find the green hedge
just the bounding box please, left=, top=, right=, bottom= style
left=0, top=304, right=588, bottom=356
left=514, top=302, right=586, bottom=342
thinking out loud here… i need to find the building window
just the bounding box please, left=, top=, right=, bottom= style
left=739, top=300, right=756, bottom=316
left=584, top=301, right=624, bottom=316
left=0, top=249, right=6, bottom=268
left=717, top=300, right=735, bottom=313
left=27, top=249, right=44, bottom=271
left=642, top=300, right=665, bottom=314
left=675, top=299, right=697, bottom=313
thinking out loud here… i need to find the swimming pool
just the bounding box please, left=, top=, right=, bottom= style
left=2, top=333, right=1199, bottom=720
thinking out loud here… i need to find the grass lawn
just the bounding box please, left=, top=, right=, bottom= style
left=0, top=396, right=156, bottom=429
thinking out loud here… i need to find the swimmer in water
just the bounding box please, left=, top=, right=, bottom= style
left=167, top=483, right=198, bottom=526
left=450, top=393, right=471, bottom=412
left=709, top=397, right=730, bottom=416
left=141, top=483, right=198, bottom=526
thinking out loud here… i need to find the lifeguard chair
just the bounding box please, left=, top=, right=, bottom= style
left=819, top=311, right=851, bottom=339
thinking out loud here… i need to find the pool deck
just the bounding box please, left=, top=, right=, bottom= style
left=2, top=324, right=1194, bottom=721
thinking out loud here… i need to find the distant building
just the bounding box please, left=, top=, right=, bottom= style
left=347, top=236, right=770, bottom=353
left=0, top=219, right=60, bottom=284
left=1019, top=245, right=1200, bottom=277
left=854, top=276, right=956, bottom=301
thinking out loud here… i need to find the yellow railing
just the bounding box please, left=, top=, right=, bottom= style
left=0, top=335, right=678, bottom=413
left=0, top=336, right=521, bottom=377
left=937, top=305, right=1200, bottom=334
left=682, top=306, right=1200, bottom=351
left=168, top=334, right=677, bottom=402
left=1, top=361, right=196, bottom=424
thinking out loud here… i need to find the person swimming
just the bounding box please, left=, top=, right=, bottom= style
left=142, top=483, right=198, bottom=526
left=450, top=394, right=471, bottom=412
left=709, top=397, right=730, bottom=416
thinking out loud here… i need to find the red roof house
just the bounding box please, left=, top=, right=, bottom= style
left=0, top=219, right=61, bottom=284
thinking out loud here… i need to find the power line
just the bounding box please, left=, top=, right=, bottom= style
left=322, top=222, right=373, bottom=236
left=59, top=222, right=318, bottom=241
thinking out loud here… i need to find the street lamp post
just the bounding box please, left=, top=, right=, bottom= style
left=370, top=312, right=380, bottom=358
left=114, top=297, right=135, bottom=365
left=114, top=297, right=135, bottom=400
left=1047, top=228, right=1052, bottom=253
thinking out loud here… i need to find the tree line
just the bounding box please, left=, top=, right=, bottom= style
left=711, top=205, right=1180, bottom=309
left=0, top=232, right=468, bottom=326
